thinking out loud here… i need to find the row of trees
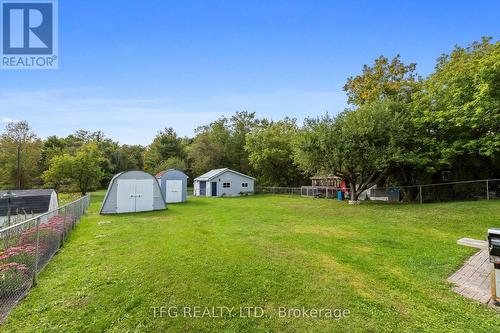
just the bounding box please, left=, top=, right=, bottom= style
left=1, top=38, right=498, bottom=196
left=295, top=37, right=499, bottom=200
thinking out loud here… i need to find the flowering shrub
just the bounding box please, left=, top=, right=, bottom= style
left=0, top=262, right=28, bottom=274
left=0, top=245, right=36, bottom=271
left=0, top=245, right=36, bottom=260
left=0, top=214, right=78, bottom=297
left=0, top=262, right=30, bottom=295
left=18, top=215, right=74, bottom=246
left=0, top=246, right=34, bottom=296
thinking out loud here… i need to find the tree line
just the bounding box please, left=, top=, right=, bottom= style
left=0, top=38, right=498, bottom=197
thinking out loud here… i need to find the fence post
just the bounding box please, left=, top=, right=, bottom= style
left=419, top=185, right=423, bottom=205
left=486, top=180, right=490, bottom=200
left=32, top=217, right=41, bottom=287
left=60, top=206, right=66, bottom=247
left=73, top=200, right=77, bottom=230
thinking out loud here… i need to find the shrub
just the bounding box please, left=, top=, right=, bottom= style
left=0, top=245, right=36, bottom=270
left=0, top=262, right=30, bottom=295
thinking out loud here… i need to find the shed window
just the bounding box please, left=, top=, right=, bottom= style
left=223, top=182, right=231, bottom=188
left=242, top=182, right=249, bottom=188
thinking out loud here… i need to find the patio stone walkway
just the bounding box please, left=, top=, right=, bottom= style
left=448, top=248, right=493, bottom=304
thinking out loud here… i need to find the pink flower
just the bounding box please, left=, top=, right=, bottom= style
left=0, top=262, right=29, bottom=275
left=0, top=245, right=36, bottom=261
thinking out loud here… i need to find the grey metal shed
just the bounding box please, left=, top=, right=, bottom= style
left=156, top=169, right=188, bottom=203
left=100, top=171, right=166, bottom=214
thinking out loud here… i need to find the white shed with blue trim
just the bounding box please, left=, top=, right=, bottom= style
left=193, top=168, right=254, bottom=197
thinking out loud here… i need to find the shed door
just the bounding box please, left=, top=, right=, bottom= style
left=116, top=179, right=154, bottom=213
left=211, top=182, right=217, bottom=196
left=165, top=180, right=183, bottom=203
left=135, top=179, right=154, bottom=212
left=117, top=180, right=137, bottom=213
left=199, top=181, right=206, bottom=196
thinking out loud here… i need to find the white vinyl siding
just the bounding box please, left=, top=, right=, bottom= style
left=194, top=169, right=254, bottom=197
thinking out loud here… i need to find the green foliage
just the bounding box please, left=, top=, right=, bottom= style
left=225, top=111, right=261, bottom=174
left=43, top=144, right=104, bottom=194
left=344, top=55, right=420, bottom=106
left=109, top=144, right=145, bottom=173
left=187, top=119, right=229, bottom=176
left=246, top=118, right=304, bottom=186
left=412, top=37, right=500, bottom=171
left=152, top=157, right=188, bottom=175
left=294, top=101, right=417, bottom=199
left=188, top=111, right=261, bottom=176
left=39, top=131, right=137, bottom=187
left=144, top=128, right=186, bottom=172
left=0, top=121, right=42, bottom=189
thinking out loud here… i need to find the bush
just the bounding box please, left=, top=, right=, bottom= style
left=0, top=262, right=30, bottom=295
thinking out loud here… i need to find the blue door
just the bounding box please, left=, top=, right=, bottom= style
left=199, top=181, right=206, bottom=195
left=211, top=182, right=217, bottom=196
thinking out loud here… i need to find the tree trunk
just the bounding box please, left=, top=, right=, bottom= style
left=348, top=178, right=360, bottom=204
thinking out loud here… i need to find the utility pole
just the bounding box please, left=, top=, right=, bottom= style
left=2, top=190, right=16, bottom=228
left=16, top=144, right=21, bottom=189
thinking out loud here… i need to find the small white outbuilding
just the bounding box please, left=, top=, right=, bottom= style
left=193, top=168, right=254, bottom=197
left=156, top=169, right=189, bottom=203
left=100, top=171, right=166, bottom=214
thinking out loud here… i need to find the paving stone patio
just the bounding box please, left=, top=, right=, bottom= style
left=448, top=248, right=493, bottom=304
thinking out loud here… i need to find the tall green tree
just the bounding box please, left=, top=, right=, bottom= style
left=294, top=101, right=417, bottom=202
left=40, top=130, right=143, bottom=186
left=39, top=135, right=67, bottom=172
left=0, top=121, right=42, bottom=189
left=344, top=55, right=420, bottom=106
left=412, top=37, right=500, bottom=176
left=43, top=144, right=104, bottom=195
left=153, top=157, right=188, bottom=175
left=188, top=118, right=229, bottom=176
left=110, top=144, right=145, bottom=172
left=226, top=111, right=260, bottom=174
left=246, top=118, right=305, bottom=186
left=144, top=128, right=186, bottom=172
left=188, top=111, right=260, bottom=176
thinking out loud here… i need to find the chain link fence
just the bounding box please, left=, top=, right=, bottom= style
left=257, top=179, right=500, bottom=204
left=256, top=186, right=302, bottom=195
left=0, top=194, right=91, bottom=321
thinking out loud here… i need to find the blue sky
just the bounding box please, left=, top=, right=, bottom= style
left=0, top=0, right=499, bottom=144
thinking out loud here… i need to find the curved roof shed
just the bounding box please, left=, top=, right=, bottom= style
left=0, top=189, right=58, bottom=217
left=156, top=169, right=189, bottom=203
left=100, top=171, right=166, bottom=214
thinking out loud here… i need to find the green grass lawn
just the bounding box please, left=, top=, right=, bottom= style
left=2, top=192, right=500, bottom=332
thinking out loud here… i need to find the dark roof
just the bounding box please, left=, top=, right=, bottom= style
left=0, top=189, right=56, bottom=216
